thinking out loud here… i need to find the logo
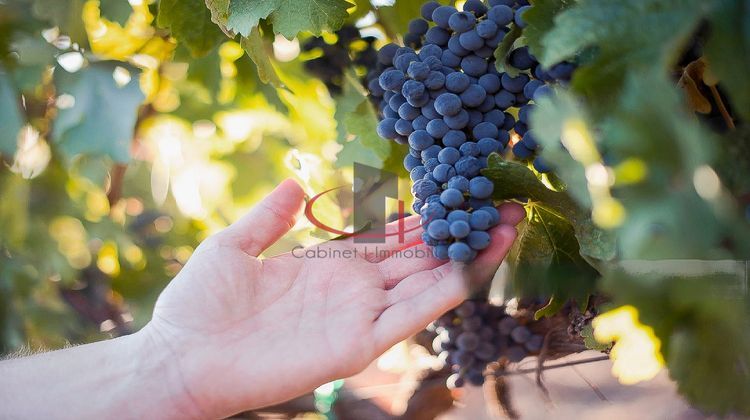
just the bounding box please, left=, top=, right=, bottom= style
left=304, top=163, right=421, bottom=244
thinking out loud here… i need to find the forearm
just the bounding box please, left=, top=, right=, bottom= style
left=0, top=328, right=200, bottom=419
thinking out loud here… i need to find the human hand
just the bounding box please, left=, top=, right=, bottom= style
left=144, top=179, right=524, bottom=418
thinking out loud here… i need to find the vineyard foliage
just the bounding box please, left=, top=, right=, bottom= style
left=0, top=0, right=748, bottom=415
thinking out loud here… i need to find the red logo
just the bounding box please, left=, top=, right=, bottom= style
left=304, top=186, right=422, bottom=243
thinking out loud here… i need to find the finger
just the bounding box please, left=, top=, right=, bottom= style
left=377, top=242, right=444, bottom=289
left=377, top=205, right=524, bottom=289
left=385, top=224, right=518, bottom=304
left=219, top=179, right=306, bottom=256
left=373, top=224, right=517, bottom=352
left=498, top=202, right=526, bottom=226
left=344, top=214, right=425, bottom=263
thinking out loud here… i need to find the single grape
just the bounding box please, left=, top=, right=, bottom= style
left=446, top=74, right=471, bottom=96
left=427, top=219, right=451, bottom=240
left=433, top=163, right=457, bottom=183
left=440, top=188, right=465, bottom=208
left=459, top=142, right=481, bottom=157
left=476, top=20, right=499, bottom=39
left=376, top=118, right=398, bottom=139
left=408, top=18, right=429, bottom=35
left=487, top=5, right=513, bottom=26
left=444, top=109, right=470, bottom=129
left=426, top=118, right=450, bottom=138
left=408, top=130, right=435, bottom=151
left=421, top=1, right=441, bottom=21
left=467, top=230, right=491, bottom=250
left=449, top=220, right=471, bottom=238
left=469, top=176, right=494, bottom=199
left=470, top=209, right=493, bottom=230
left=443, top=130, right=467, bottom=147
left=447, top=209, right=470, bottom=223
left=447, top=175, right=470, bottom=192
left=449, top=241, right=473, bottom=262
left=438, top=147, right=461, bottom=165
left=448, top=11, right=476, bottom=33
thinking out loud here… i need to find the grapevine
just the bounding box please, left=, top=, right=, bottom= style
left=367, top=0, right=579, bottom=262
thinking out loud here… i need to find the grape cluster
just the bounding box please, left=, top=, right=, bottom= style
left=430, top=300, right=544, bottom=387
left=302, top=25, right=378, bottom=95
left=508, top=50, right=575, bottom=173
left=367, top=0, right=577, bottom=261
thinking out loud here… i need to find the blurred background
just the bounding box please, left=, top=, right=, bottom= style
left=1, top=0, right=749, bottom=418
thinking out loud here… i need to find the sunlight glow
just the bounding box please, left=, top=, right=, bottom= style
left=273, top=35, right=300, bottom=62
left=11, top=125, right=51, bottom=179
left=57, top=52, right=84, bottom=73
left=693, top=165, right=721, bottom=200
left=593, top=305, right=665, bottom=385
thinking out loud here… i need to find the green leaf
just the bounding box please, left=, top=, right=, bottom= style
left=604, top=263, right=750, bottom=415
left=99, top=0, right=132, bottom=26
left=522, top=0, right=575, bottom=59
left=483, top=156, right=616, bottom=262
left=157, top=0, right=226, bottom=57
left=493, top=24, right=522, bottom=76
left=0, top=68, right=24, bottom=157
left=376, top=0, right=426, bottom=39
left=540, top=0, right=703, bottom=105
left=333, top=72, right=390, bottom=168
left=31, top=0, right=87, bottom=43
left=227, top=0, right=276, bottom=37
left=705, top=0, right=750, bottom=121
left=534, top=296, right=565, bottom=319
left=52, top=62, right=145, bottom=163
left=529, top=89, right=591, bottom=207
left=507, top=202, right=599, bottom=310
left=9, top=35, right=57, bottom=91
left=240, top=28, right=283, bottom=87
left=205, top=0, right=233, bottom=35
left=580, top=324, right=611, bottom=351
left=226, top=0, right=352, bottom=39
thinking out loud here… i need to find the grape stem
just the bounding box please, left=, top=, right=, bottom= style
left=498, top=355, right=611, bottom=377
left=709, top=85, right=735, bottom=131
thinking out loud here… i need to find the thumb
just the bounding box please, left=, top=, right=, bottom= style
left=220, top=178, right=306, bottom=256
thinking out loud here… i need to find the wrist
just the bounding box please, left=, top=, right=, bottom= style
left=131, top=324, right=208, bottom=419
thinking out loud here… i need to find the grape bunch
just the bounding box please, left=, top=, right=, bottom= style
left=367, top=0, right=576, bottom=261
left=430, top=300, right=544, bottom=387
left=507, top=50, right=575, bottom=173
left=302, top=25, right=378, bottom=95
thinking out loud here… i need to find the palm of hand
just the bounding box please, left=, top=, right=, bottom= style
left=144, top=180, right=522, bottom=418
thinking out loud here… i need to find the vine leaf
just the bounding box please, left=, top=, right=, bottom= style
left=523, top=0, right=575, bottom=60
left=376, top=0, right=424, bottom=38
left=705, top=0, right=750, bottom=121
left=604, top=266, right=750, bottom=415
left=334, top=73, right=390, bottom=169
left=31, top=0, right=87, bottom=43
left=493, top=24, right=522, bottom=77
left=225, top=0, right=352, bottom=39
left=539, top=0, right=704, bottom=104
left=52, top=62, right=145, bottom=163
left=0, top=68, right=24, bottom=157
left=483, top=156, right=616, bottom=263
left=158, top=0, right=226, bottom=57
left=226, top=0, right=276, bottom=36
left=506, top=201, right=599, bottom=316
left=240, top=29, right=283, bottom=87
left=204, top=0, right=234, bottom=36
left=580, top=324, right=611, bottom=352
